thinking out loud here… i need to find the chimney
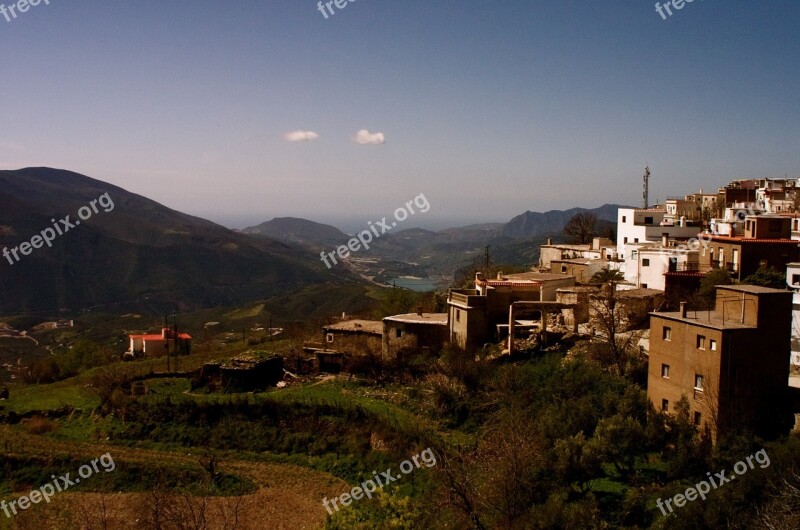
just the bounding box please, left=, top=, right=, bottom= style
left=547, top=238, right=552, bottom=245
left=497, top=271, right=503, bottom=280
left=662, top=233, right=669, bottom=247
left=417, top=306, right=423, bottom=316
left=680, top=301, right=687, bottom=318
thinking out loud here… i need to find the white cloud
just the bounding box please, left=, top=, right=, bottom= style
left=284, top=130, right=320, bottom=142
left=352, top=129, right=386, bottom=145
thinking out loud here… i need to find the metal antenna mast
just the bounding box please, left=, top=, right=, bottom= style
left=643, top=165, right=651, bottom=209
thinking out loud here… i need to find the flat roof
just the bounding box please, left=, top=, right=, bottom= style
left=383, top=313, right=448, bottom=325
left=651, top=311, right=755, bottom=331
left=323, top=319, right=383, bottom=335
left=504, top=272, right=575, bottom=282
left=717, top=284, right=791, bottom=295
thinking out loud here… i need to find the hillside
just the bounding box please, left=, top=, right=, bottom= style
left=240, top=217, right=349, bottom=251
left=0, top=168, right=357, bottom=314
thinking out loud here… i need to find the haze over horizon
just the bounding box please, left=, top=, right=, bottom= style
left=3, top=1, right=799, bottom=230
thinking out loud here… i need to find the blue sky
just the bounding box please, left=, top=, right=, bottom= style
left=2, top=0, right=799, bottom=231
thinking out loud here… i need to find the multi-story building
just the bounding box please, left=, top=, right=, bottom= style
left=699, top=216, right=799, bottom=280
left=665, top=192, right=719, bottom=225
left=447, top=272, right=575, bottom=350
left=624, top=235, right=701, bottom=291
left=616, top=208, right=700, bottom=258
left=648, top=285, right=793, bottom=439
left=539, top=237, right=617, bottom=270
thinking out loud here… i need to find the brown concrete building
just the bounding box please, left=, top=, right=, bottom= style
left=382, top=312, right=448, bottom=359
left=647, top=285, right=793, bottom=439
left=321, top=319, right=382, bottom=353
left=447, top=272, right=575, bottom=350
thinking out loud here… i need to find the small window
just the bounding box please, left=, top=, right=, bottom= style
left=644, top=216, right=654, bottom=224
left=661, top=364, right=670, bottom=378
left=663, top=326, right=672, bottom=341
left=642, top=258, right=650, bottom=267
left=395, top=328, right=402, bottom=338
left=623, top=237, right=628, bottom=244
left=793, top=274, right=800, bottom=286
left=710, top=339, right=717, bottom=351
left=693, top=411, right=702, bottom=425
left=326, top=333, right=334, bottom=343
left=641, top=283, right=648, bottom=289
left=634, top=238, right=639, bottom=243
left=622, top=215, right=627, bottom=223
left=694, top=374, right=704, bottom=391
left=561, top=265, right=567, bottom=273
left=456, top=309, right=461, bottom=322
left=697, top=335, right=706, bottom=350
left=661, top=399, right=669, bottom=412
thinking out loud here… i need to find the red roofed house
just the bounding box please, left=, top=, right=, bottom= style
left=127, top=327, right=191, bottom=358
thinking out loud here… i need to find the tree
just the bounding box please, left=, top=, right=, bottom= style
left=563, top=213, right=598, bottom=244
left=743, top=265, right=787, bottom=290
left=696, top=269, right=733, bottom=309
left=589, top=267, right=639, bottom=375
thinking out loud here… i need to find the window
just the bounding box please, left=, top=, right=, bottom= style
left=693, top=412, right=702, bottom=425
left=644, top=216, right=654, bottom=224
left=561, top=265, right=567, bottom=273
left=456, top=309, right=460, bottom=323
left=697, top=335, right=706, bottom=350
left=793, top=274, right=800, bottom=286
left=710, top=339, right=717, bottom=351
left=661, top=399, right=669, bottom=412
left=326, top=333, right=334, bottom=343
left=694, top=374, right=704, bottom=391
left=663, top=326, right=672, bottom=341
left=661, top=364, right=670, bottom=378
left=642, top=258, right=650, bottom=267
left=623, top=237, right=628, bottom=244
left=634, top=238, right=639, bottom=243
left=395, top=328, right=402, bottom=338
left=641, top=283, right=648, bottom=289
left=622, top=215, right=627, bottom=223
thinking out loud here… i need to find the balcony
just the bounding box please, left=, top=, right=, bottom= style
left=668, top=262, right=702, bottom=273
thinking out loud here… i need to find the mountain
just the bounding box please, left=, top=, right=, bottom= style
left=241, top=205, right=624, bottom=281
left=240, top=217, right=348, bottom=250
left=501, top=204, right=623, bottom=238
left=0, top=168, right=355, bottom=314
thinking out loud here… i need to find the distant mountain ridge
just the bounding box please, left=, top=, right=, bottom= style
left=243, top=204, right=626, bottom=278
left=501, top=204, right=623, bottom=238
left=0, top=168, right=354, bottom=314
